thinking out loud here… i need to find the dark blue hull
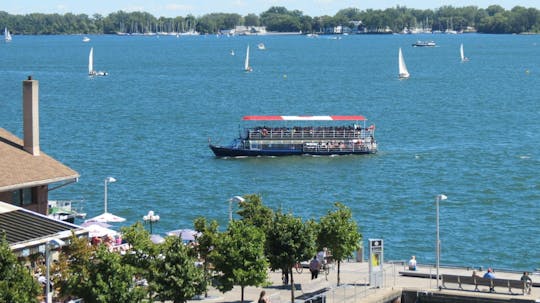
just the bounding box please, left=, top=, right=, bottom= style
left=209, top=144, right=376, bottom=157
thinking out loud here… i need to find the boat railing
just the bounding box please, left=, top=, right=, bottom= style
left=302, top=141, right=376, bottom=153
left=247, top=127, right=373, bottom=140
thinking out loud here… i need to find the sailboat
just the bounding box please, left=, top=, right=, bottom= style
left=88, top=47, right=108, bottom=76
left=398, top=48, right=410, bottom=79
left=244, top=45, right=252, bottom=72
left=4, top=27, right=12, bottom=43
left=460, top=43, right=469, bottom=62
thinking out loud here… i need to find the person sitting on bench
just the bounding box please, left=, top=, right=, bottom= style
left=408, top=255, right=417, bottom=270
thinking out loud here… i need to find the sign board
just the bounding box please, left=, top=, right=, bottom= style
left=368, top=239, right=384, bottom=288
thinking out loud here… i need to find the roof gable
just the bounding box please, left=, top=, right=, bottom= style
left=0, top=128, right=79, bottom=191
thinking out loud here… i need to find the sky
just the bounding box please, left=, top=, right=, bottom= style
left=2, top=0, right=539, bottom=18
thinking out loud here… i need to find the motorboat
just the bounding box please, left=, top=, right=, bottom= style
left=412, top=40, right=436, bottom=47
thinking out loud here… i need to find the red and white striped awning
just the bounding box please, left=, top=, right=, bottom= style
left=242, top=115, right=366, bottom=121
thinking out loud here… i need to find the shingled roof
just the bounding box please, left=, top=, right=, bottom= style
left=0, top=128, right=79, bottom=191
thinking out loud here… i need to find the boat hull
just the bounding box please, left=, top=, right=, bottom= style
left=209, top=144, right=376, bottom=157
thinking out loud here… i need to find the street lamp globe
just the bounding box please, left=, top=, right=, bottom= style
left=143, top=210, right=160, bottom=234
left=228, top=195, right=245, bottom=221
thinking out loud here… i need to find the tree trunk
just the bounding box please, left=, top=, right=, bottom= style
left=241, top=285, right=245, bottom=303
left=290, top=267, right=295, bottom=303
left=337, top=261, right=341, bottom=286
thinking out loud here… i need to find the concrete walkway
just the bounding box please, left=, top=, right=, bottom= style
left=187, top=262, right=540, bottom=303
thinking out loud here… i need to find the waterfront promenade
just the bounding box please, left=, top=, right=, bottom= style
left=187, top=261, right=540, bottom=303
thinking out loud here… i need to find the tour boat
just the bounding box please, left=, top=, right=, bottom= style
left=209, top=115, right=377, bottom=157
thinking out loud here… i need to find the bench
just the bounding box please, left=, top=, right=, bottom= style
left=442, top=274, right=528, bottom=294
left=297, top=278, right=331, bottom=302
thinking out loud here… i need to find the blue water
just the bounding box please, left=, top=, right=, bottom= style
left=1, top=34, right=539, bottom=271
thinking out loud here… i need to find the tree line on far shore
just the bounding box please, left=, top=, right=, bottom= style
left=0, top=195, right=362, bottom=303
left=1, top=4, right=540, bottom=35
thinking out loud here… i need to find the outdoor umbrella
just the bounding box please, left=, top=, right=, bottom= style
left=81, top=221, right=112, bottom=228
left=150, top=234, right=165, bottom=244
left=166, top=229, right=200, bottom=241
left=86, top=212, right=126, bottom=223
left=84, top=222, right=118, bottom=238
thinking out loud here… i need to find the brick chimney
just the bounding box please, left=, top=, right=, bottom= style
left=23, top=76, right=40, bottom=156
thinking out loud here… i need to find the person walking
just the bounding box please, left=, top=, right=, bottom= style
left=309, top=255, right=320, bottom=280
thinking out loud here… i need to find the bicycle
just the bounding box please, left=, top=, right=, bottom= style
left=294, top=261, right=304, bottom=274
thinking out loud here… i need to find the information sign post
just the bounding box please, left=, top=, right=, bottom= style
left=368, top=239, right=384, bottom=288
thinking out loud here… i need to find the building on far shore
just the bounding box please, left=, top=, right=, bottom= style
left=234, top=25, right=267, bottom=35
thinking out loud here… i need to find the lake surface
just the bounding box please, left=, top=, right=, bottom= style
left=0, top=33, right=538, bottom=271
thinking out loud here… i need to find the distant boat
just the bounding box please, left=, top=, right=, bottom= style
left=88, top=47, right=108, bottom=77
left=460, top=43, right=469, bottom=62
left=398, top=48, right=410, bottom=79
left=257, top=43, right=266, bottom=50
left=412, top=40, right=436, bottom=47
left=4, top=27, right=12, bottom=43
left=244, top=45, right=252, bottom=72
left=230, top=49, right=235, bottom=56
left=82, top=36, right=90, bottom=42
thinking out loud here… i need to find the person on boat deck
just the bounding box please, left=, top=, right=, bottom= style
left=408, top=255, right=417, bottom=270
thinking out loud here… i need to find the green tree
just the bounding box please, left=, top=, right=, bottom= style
left=152, top=236, right=205, bottom=303
left=244, top=13, right=260, bottom=26
left=76, top=245, right=145, bottom=303
left=58, top=232, right=96, bottom=300
left=237, top=194, right=274, bottom=231
left=213, top=220, right=269, bottom=303
left=194, top=217, right=220, bottom=297
left=317, top=202, right=362, bottom=285
left=0, top=233, right=41, bottom=303
left=120, top=222, right=156, bottom=300
left=266, top=211, right=315, bottom=303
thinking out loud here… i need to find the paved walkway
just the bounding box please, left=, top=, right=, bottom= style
left=187, top=262, right=540, bottom=303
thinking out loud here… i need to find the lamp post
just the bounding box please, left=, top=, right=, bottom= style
left=46, top=238, right=65, bottom=303
left=436, top=194, right=447, bottom=289
left=143, top=210, right=160, bottom=234
left=104, top=177, right=116, bottom=213
left=228, top=195, right=245, bottom=221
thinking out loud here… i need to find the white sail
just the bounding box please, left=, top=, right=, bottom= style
left=88, top=47, right=108, bottom=76
left=4, top=27, right=12, bottom=42
left=398, top=48, right=410, bottom=79
left=460, top=43, right=469, bottom=62
left=244, top=45, right=252, bottom=72
left=88, top=47, right=94, bottom=75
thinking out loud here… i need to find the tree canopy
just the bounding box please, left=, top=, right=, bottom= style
left=1, top=4, right=540, bottom=35
left=0, top=233, right=41, bottom=303
left=317, top=202, right=362, bottom=285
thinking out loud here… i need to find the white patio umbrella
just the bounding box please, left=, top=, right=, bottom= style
left=166, top=229, right=200, bottom=241
left=81, top=221, right=111, bottom=228
left=150, top=234, right=165, bottom=244
left=86, top=212, right=126, bottom=223
left=84, top=222, right=118, bottom=238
